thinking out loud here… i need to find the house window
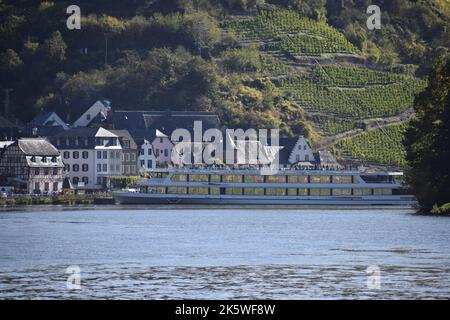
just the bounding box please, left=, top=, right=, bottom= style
left=304, top=145, right=307, bottom=150
left=73, top=164, right=79, bottom=172
left=155, top=149, right=159, bottom=157
left=97, top=177, right=102, bottom=185
left=56, top=138, right=61, bottom=146
left=44, top=182, right=49, bottom=191
left=97, top=164, right=102, bottom=172
left=82, top=177, right=89, bottom=185
left=123, top=140, right=130, bottom=149
left=103, top=151, right=107, bottom=159
left=131, top=153, right=135, bottom=162
left=86, top=114, right=91, bottom=121
left=97, top=151, right=102, bottom=159
left=44, top=168, right=49, bottom=175
left=34, top=182, right=40, bottom=192
left=63, top=151, right=70, bottom=159
left=103, top=164, right=107, bottom=172
left=73, top=177, right=79, bottom=185
left=125, top=153, right=130, bottom=162
left=125, top=165, right=129, bottom=174
left=73, top=151, right=79, bottom=159
left=160, top=138, right=163, bottom=143
left=140, top=160, right=145, bottom=167
left=116, top=164, right=120, bottom=172
left=296, top=155, right=300, bottom=162
left=53, top=168, right=58, bottom=175
left=110, top=164, right=114, bottom=172
left=148, top=148, right=152, bottom=155
left=84, top=137, right=89, bottom=146
left=65, top=164, right=70, bottom=172
left=147, top=160, right=152, bottom=168
left=131, top=165, right=136, bottom=173
left=305, top=155, right=309, bottom=161
left=35, top=168, right=40, bottom=175
left=53, top=182, right=58, bottom=192
left=82, top=151, right=88, bottom=159
left=66, top=138, right=69, bottom=146
left=164, top=149, right=168, bottom=157
left=140, top=149, right=144, bottom=155
left=82, top=164, right=88, bottom=172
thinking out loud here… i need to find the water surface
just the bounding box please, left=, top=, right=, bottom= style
left=0, top=206, right=449, bottom=299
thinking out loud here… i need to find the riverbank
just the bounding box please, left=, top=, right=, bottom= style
left=0, top=193, right=115, bottom=206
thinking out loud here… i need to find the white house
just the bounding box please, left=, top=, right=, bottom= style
left=51, top=127, right=122, bottom=190
left=152, top=130, right=174, bottom=167
left=288, top=135, right=316, bottom=164
left=73, top=100, right=111, bottom=128
left=94, top=128, right=122, bottom=186
left=139, top=140, right=157, bottom=172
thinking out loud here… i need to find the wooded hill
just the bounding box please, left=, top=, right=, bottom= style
left=1, top=0, right=449, bottom=168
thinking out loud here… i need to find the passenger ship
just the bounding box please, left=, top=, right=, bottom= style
left=112, top=167, right=416, bottom=206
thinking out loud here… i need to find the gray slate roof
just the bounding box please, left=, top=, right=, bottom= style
left=109, top=129, right=138, bottom=150
left=112, top=111, right=221, bottom=140
left=18, top=138, right=60, bottom=156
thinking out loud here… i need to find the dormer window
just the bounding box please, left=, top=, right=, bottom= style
left=51, top=156, right=57, bottom=163
left=31, top=156, right=36, bottom=162
left=87, top=114, right=91, bottom=121
left=42, top=156, right=47, bottom=163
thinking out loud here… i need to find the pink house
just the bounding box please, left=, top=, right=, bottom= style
left=151, top=130, right=174, bottom=167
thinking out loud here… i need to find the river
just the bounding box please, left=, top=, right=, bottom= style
left=0, top=206, right=449, bottom=299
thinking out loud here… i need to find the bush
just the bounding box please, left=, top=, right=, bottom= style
left=431, top=203, right=450, bottom=215
left=17, top=196, right=33, bottom=205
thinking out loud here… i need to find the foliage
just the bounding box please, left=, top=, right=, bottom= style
left=404, top=57, right=450, bottom=212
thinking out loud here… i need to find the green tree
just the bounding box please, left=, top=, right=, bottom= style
left=404, top=57, right=450, bottom=213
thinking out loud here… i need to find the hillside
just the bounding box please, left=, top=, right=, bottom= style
left=0, top=0, right=449, bottom=168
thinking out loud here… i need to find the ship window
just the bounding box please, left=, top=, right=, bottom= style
left=210, top=175, right=221, bottom=183
left=172, top=175, right=187, bottom=182
left=333, top=176, right=352, bottom=184
left=266, top=176, right=286, bottom=183
left=168, top=187, right=187, bottom=194
left=266, top=188, right=285, bottom=196
left=332, top=189, right=352, bottom=196
left=310, top=189, right=331, bottom=196
left=244, top=188, right=264, bottom=195
left=374, top=189, right=392, bottom=195
left=288, top=189, right=297, bottom=196
left=244, top=175, right=264, bottom=183
left=189, top=175, right=208, bottom=182
left=188, top=187, right=208, bottom=195
left=156, top=187, right=166, bottom=194
left=210, top=187, right=220, bottom=195
left=353, top=189, right=372, bottom=196
left=299, top=188, right=308, bottom=196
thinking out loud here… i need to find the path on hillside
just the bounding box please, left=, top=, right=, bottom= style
left=313, top=107, right=414, bottom=150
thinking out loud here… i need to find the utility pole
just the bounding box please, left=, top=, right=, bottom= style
left=104, top=34, right=108, bottom=66
left=3, top=88, right=13, bottom=118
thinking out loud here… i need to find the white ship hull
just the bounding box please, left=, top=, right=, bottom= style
left=113, top=192, right=416, bottom=206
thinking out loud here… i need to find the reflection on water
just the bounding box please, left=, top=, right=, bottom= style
left=0, top=207, right=449, bottom=299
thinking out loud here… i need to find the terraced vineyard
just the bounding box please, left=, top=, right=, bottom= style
left=226, top=10, right=358, bottom=56
left=277, top=75, right=425, bottom=118
left=225, top=9, right=426, bottom=168
left=336, top=122, right=408, bottom=167
left=311, top=115, right=359, bottom=135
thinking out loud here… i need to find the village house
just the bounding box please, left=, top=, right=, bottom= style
left=0, top=138, right=64, bottom=194
left=110, top=129, right=139, bottom=176
left=24, top=111, right=68, bottom=137
left=51, top=127, right=122, bottom=190
left=73, top=100, right=111, bottom=128
left=138, top=139, right=157, bottom=172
